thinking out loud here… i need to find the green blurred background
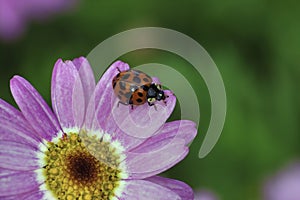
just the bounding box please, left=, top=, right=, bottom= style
left=0, top=1, right=299, bottom=199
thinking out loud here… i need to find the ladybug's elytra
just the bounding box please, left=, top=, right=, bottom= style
left=112, top=69, right=166, bottom=107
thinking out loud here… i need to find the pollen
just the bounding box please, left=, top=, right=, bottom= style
left=41, top=131, right=124, bottom=199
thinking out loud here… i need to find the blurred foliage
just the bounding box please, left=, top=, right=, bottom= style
left=0, top=1, right=299, bottom=200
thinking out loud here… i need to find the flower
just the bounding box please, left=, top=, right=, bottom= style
left=0, top=57, right=197, bottom=199
left=0, top=0, right=76, bottom=41
left=194, top=189, right=219, bottom=200
left=263, top=161, right=300, bottom=200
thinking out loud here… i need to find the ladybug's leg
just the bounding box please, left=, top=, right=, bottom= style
left=128, top=99, right=134, bottom=110
left=148, top=102, right=157, bottom=111
left=116, top=67, right=121, bottom=72
left=163, top=94, right=169, bottom=106
left=163, top=100, right=167, bottom=106
left=117, top=101, right=128, bottom=107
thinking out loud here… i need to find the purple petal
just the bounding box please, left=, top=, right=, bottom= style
left=22, top=190, right=44, bottom=200
left=0, top=196, right=16, bottom=200
left=0, top=0, right=77, bottom=41
left=72, top=57, right=96, bottom=107
left=125, top=138, right=188, bottom=179
left=119, top=90, right=176, bottom=138
left=0, top=171, right=40, bottom=196
left=86, top=60, right=177, bottom=150
left=146, top=176, right=194, bottom=200
left=0, top=140, right=39, bottom=171
left=51, top=59, right=85, bottom=131
left=0, top=195, right=19, bottom=200
left=99, top=101, right=147, bottom=150
left=264, top=162, right=300, bottom=200
left=194, top=190, right=219, bottom=200
left=131, top=120, right=197, bottom=153
left=10, top=76, right=61, bottom=140
left=25, top=0, right=76, bottom=18
left=151, top=77, right=161, bottom=84
left=0, top=168, right=25, bottom=178
left=118, top=179, right=181, bottom=200
left=85, top=60, right=129, bottom=130
left=109, top=91, right=176, bottom=141
left=0, top=1, right=25, bottom=41
left=1, top=189, right=43, bottom=200
left=101, top=90, right=176, bottom=151
left=0, top=99, right=40, bottom=147
left=0, top=168, right=16, bottom=176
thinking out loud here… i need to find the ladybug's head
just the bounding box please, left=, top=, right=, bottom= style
left=146, top=83, right=166, bottom=106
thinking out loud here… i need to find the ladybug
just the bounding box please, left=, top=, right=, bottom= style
left=112, top=69, right=166, bottom=107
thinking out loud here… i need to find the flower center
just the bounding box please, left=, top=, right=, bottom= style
left=67, top=153, right=98, bottom=182
left=40, top=131, right=125, bottom=200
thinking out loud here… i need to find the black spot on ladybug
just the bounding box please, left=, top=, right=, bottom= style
left=137, top=92, right=143, bottom=97
left=122, top=74, right=130, bottom=80
left=116, top=73, right=120, bottom=78
left=141, top=85, right=149, bottom=91
left=133, top=76, right=141, bottom=83
left=125, top=92, right=132, bottom=99
left=133, top=70, right=141, bottom=75
left=136, top=98, right=143, bottom=103
left=119, top=81, right=126, bottom=90
left=143, top=78, right=150, bottom=82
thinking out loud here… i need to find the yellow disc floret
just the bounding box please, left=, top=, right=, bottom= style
left=42, top=131, right=123, bottom=200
